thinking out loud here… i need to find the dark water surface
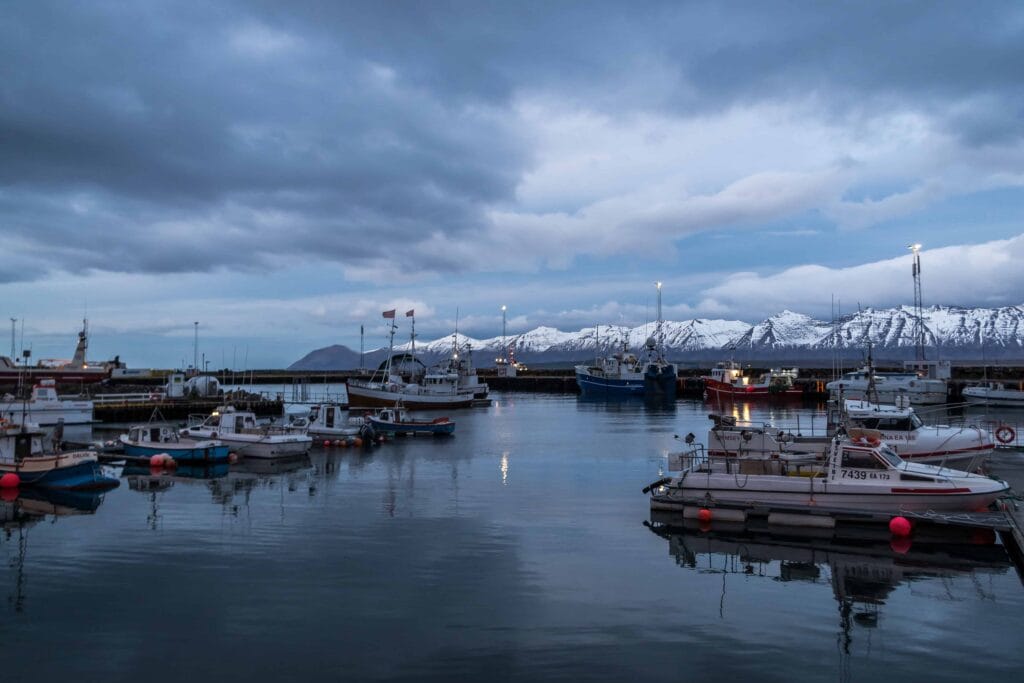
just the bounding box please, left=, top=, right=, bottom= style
left=1, top=394, right=1021, bottom=682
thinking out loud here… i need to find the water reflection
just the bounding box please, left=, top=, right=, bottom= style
left=1, top=488, right=107, bottom=612
left=646, top=516, right=1013, bottom=678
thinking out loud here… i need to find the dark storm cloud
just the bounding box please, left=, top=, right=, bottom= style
left=1, top=1, right=1021, bottom=282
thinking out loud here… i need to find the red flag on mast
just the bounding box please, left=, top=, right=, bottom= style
left=405, top=309, right=415, bottom=317
left=382, top=309, right=396, bottom=319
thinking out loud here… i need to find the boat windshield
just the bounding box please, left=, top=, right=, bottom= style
left=909, top=414, right=923, bottom=429
left=877, top=445, right=903, bottom=468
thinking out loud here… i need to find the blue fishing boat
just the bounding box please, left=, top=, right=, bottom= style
left=120, top=423, right=230, bottom=463
left=0, top=421, right=118, bottom=490
left=367, top=406, right=455, bottom=436
left=575, top=283, right=677, bottom=400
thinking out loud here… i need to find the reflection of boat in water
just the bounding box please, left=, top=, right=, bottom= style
left=646, top=518, right=1011, bottom=633
left=1, top=487, right=107, bottom=612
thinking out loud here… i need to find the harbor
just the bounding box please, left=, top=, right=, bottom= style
left=2, top=393, right=1022, bottom=683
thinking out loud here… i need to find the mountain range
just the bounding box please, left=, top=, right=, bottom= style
left=289, top=304, right=1024, bottom=369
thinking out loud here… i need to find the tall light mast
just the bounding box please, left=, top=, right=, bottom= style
left=655, top=281, right=664, bottom=358
left=193, top=321, right=199, bottom=374
left=9, top=318, right=16, bottom=359
left=908, top=243, right=924, bottom=360
left=501, top=305, right=507, bottom=363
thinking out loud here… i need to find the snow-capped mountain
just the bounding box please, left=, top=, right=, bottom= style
left=289, top=304, right=1024, bottom=369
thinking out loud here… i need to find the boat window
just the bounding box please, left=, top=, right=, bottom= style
left=129, top=427, right=140, bottom=441
left=309, top=407, right=319, bottom=422
left=877, top=418, right=912, bottom=430
left=910, top=414, right=923, bottom=429
left=858, top=418, right=880, bottom=429
left=326, top=408, right=334, bottom=428
left=204, top=415, right=220, bottom=427
left=841, top=448, right=885, bottom=469
left=900, top=473, right=934, bottom=482
left=876, top=446, right=904, bottom=467
left=235, top=417, right=245, bottom=431
left=150, top=427, right=161, bottom=442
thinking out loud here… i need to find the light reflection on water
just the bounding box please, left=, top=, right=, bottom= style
left=0, top=392, right=1021, bottom=682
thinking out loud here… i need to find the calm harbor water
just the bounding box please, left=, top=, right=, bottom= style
left=1, top=393, right=1022, bottom=682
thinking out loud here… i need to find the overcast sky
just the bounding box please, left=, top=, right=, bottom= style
left=3, top=1, right=1023, bottom=367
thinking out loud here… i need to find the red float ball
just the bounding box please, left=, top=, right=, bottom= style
left=0, top=472, right=20, bottom=488
left=890, top=536, right=912, bottom=554
left=889, top=516, right=912, bottom=537
left=697, top=508, right=712, bottom=523
left=228, top=453, right=239, bottom=464
left=149, top=454, right=164, bottom=468
left=323, top=440, right=331, bottom=448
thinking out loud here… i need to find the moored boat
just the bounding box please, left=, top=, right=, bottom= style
left=963, top=381, right=1024, bottom=407
left=648, top=431, right=1009, bottom=514
left=180, top=406, right=312, bottom=459
left=0, top=378, right=93, bottom=425
left=292, top=403, right=377, bottom=441
left=706, top=398, right=994, bottom=469
left=119, top=424, right=230, bottom=463
left=367, top=406, right=455, bottom=436
left=702, top=361, right=802, bottom=400
left=347, top=312, right=478, bottom=409
left=0, top=420, right=118, bottom=490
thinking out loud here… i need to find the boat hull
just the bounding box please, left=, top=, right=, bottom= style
left=123, top=441, right=231, bottom=463
left=346, top=382, right=475, bottom=409
left=0, top=402, right=93, bottom=425
left=963, top=391, right=1024, bottom=407
left=704, top=380, right=803, bottom=400
left=0, top=453, right=119, bottom=490
left=653, top=475, right=1008, bottom=513
left=367, top=418, right=455, bottom=436
left=575, top=371, right=645, bottom=397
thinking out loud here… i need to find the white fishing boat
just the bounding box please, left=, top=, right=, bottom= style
left=346, top=313, right=477, bottom=409
left=291, top=403, right=375, bottom=441
left=963, top=381, right=1024, bottom=407
left=707, top=398, right=994, bottom=470
left=648, top=431, right=1009, bottom=513
left=827, top=355, right=949, bottom=406
left=0, top=379, right=93, bottom=426
left=180, top=406, right=312, bottom=459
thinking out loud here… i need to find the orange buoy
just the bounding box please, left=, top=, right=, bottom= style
left=339, top=439, right=349, bottom=448
left=697, top=508, right=712, bottom=523
left=353, top=437, right=363, bottom=447
left=334, top=440, right=344, bottom=447
left=889, top=516, right=912, bottom=537
left=0, top=472, right=20, bottom=489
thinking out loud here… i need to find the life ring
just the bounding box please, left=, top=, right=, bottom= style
left=995, top=425, right=1015, bottom=444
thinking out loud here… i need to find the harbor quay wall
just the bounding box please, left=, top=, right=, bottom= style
left=28, top=364, right=1022, bottom=402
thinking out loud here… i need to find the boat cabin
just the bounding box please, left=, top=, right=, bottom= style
left=199, top=407, right=259, bottom=434
left=709, top=361, right=744, bottom=385
left=126, top=425, right=179, bottom=445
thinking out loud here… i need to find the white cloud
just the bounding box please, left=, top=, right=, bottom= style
left=697, top=234, right=1024, bottom=318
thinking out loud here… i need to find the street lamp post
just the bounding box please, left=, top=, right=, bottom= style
left=193, top=321, right=199, bottom=375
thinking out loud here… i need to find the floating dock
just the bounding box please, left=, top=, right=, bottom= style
left=92, top=398, right=284, bottom=423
